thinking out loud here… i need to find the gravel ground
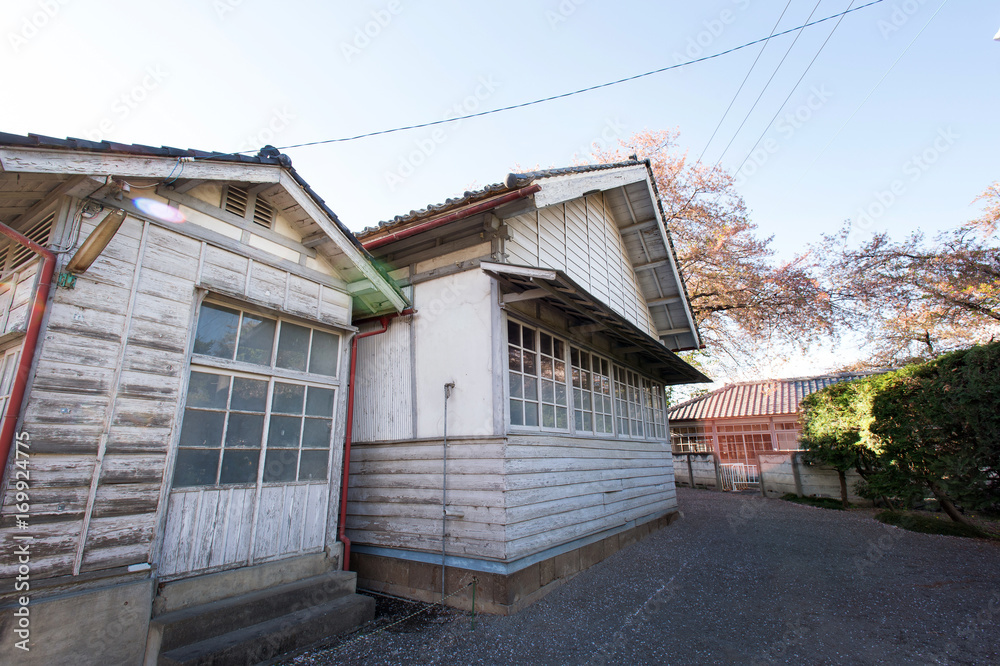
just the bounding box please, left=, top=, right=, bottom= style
left=281, top=488, right=1000, bottom=665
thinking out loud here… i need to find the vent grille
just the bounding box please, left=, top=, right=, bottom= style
left=224, top=185, right=249, bottom=218
left=224, top=185, right=275, bottom=229
left=10, top=213, right=54, bottom=270
left=252, top=196, right=275, bottom=228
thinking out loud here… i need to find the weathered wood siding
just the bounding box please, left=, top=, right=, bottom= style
left=504, top=194, right=655, bottom=337
left=505, top=434, right=676, bottom=561
left=346, top=438, right=506, bottom=560
left=0, top=199, right=352, bottom=579
left=351, top=316, right=413, bottom=443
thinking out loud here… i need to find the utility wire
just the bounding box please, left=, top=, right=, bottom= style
left=695, top=0, right=795, bottom=167
left=805, top=0, right=950, bottom=173
left=220, top=0, right=888, bottom=156
left=732, top=0, right=857, bottom=177
left=709, top=0, right=825, bottom=172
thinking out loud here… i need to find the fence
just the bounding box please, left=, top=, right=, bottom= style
left=720, top=463, right=759, bottom=491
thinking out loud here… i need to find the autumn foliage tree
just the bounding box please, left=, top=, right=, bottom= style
left=596, top=130, right=838, bottom=371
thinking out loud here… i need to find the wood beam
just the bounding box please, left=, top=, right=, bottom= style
left=647, top=295, right=682, bottom=307
left=633, top=259, right=669, bottom=271
left=501, top=288, right=548, bottom=304
left=658, top=327, right=691, bottom=337
left=569, top=322, right=605, bottom=335
left=0, top=192, right=45, bottom=201
left=301, top=232, right=328, bottom=248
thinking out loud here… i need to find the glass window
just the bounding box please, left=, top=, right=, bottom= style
left=507, top=321, right=568, bottom=431
left=193, top=303, right=240, bottom=359
left=572, top=348, right=613, bottom=435
left=276, top=322, right=311, bottom=371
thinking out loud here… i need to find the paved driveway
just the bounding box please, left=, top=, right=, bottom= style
left=289, top=488, right=1000, bottom=665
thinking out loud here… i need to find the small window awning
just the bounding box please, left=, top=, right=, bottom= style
left=481, top=261, right=711, bottom=386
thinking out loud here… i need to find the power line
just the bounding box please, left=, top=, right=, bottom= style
left=733, top=0, right=857, bottom=177
left=250, top=0, right=888, bottom=155
left=709, top=0, right=825, bottom=172
left=805, top=0, right=950, bottom=173
left=696, top=0, right=795, bottom=167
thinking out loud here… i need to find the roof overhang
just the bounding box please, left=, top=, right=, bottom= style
left=0, top=141, right=408, bottom=313
left=482, top=261, right=710, bottom=386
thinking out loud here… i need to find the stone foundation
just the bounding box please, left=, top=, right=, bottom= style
left=352, top=511, right=680, bottom=615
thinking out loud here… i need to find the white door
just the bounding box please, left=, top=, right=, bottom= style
left=158, top=301, right=341, bottom=578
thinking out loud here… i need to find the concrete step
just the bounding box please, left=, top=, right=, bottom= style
left=153, top=571, right=358, bottom=653
left=158, top=593, right=375, bottom=666
left=154, top=552, right=335, bottom=615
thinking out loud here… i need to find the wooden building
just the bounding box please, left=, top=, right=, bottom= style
left=0, top=134, right=407, bottom=664
left=347, top=161, right=709, bottom=613
left=668, top=373, right=877, bottom=468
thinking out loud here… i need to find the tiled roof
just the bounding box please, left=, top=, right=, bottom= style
left=356, top=160, right=645, bottom=239
left=668, top=372, right=885, bottom=421
left=0, top=132, right=370, bottom=257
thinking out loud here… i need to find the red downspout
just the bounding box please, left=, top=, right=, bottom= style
left=362, top=184, right=541, bottom=251
left=0, top=223, right=56, bottom=493
left=339, top=307, right=415, bottom=570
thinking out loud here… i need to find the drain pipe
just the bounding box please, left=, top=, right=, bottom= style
left=339, top=308, right=415, bottom=571
left=0, top=223, right=56, bottom=493
left=441, top=382, right=455, bottom=602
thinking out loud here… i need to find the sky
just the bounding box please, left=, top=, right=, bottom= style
left=3, top=0, right=998, bottom=382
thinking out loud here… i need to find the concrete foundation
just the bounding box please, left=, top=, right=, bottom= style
left=353, top=511, right=680, bottom=615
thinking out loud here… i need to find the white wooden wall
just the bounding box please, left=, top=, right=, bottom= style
left=504, top=434, right=676, bottom=560
left=351, top=317, right=413, bottom=443
left=346, top=437, right=506, bottom=560
left=0, top=204, right=352, bottom=579
left=0, top=261, right=39, bottom=336
left=504, top=193, right=656, bottom=338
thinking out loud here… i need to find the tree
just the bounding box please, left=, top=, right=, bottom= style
left=800, top=380, right=879, bottom=508
left=596, top=130, right=840, bottom=373
left=818, top=222, right=1000, bottom=368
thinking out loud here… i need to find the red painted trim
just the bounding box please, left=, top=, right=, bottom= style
left=361, top=185, right=541, bottom=251
left=339, top=308, right=415, bottom=570
left=0, top=223, right=56, bottom=495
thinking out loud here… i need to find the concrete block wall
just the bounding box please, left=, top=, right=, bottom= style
left=672, top=452, right=721, bottom=490
left=758, top=451, right=866, bottom=502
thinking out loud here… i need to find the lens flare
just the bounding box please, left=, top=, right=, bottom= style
left=134, top=197, right=185, bottom=224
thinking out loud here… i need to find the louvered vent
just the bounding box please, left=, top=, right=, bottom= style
left=10, top=213, right=54, bottom=270
left=252, top=196, right=275, bottom=228
left=224, top=185, right=275, bottom=229
left=224, top=185, right=249, bottom=218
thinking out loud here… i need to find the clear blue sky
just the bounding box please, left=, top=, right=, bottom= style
left=4, top=0, right=998, bottom=376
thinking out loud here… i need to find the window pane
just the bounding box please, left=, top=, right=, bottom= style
left=524, top=402, right=538, bottom=426
left=554, top=360, right=566, bottom=383
left=173, top=449, right=220, bottom=487
left=541, top=357, right=552, bottom=380
left=523, top=351, right=536, bottom=376
left=524, top=377, right=537, bottom=401
left=509, top=374, right=522, bottom=399
left=306, top=387, right=335, bottom=417
left=276, top=322, right=310, bottom=371
left=236, top=314, right=276, bottom=365
left=507, top=320, right=519, bottom=346
left=542, top=380, right=554, bottom=403
left=540, top=333, right=552, bottom=356
left=553, top=339, right=564, bottom=358
left=299, top=450, right=329, bottom=481
left=309, top=330, right=340, bottom=377
left=272, top=382, right=305, bottom=414
left=542, top=404, right=555, bottom=428
left=194, top=303, right=240, bottom=359
left=575, top=411, right=584, bottom=431
left=510, top=400, right=523, bottom=426
left=522, top=328, right=535, bottom=351
left=263, top=448, right=297, bottom=482
left=178, top=409, right=225, bottom=448
left=508, top=346, right=522, bottom=373
left=556, top=407, right=568, bottom=429
left=186, top=372, right=230, bottom=409
left=230, top=377, right=267, bottom=412
left=220, top=449, right=259, bottom=484
left=226, top=412, right=264, bottom=448
left=268, top=415, right=302, bottom=448
left=302, top=418, right=333, bottom=448
left=555, top=382, right=567, bottom=406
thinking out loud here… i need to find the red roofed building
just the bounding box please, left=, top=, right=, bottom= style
left=668, top=373, right=880, bottom=468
